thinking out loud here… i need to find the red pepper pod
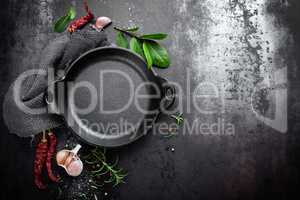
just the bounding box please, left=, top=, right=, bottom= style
left=34, top=133, right=48, bottom=189
left=68, top=0, right=94, bottom=33
left=46, top=132, right=60, bottom=182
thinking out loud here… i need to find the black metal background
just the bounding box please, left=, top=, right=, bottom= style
left=1, top=0, right=300, bottom=199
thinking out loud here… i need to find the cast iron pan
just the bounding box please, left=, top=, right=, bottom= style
left=47, top=47, right=175, bottom=147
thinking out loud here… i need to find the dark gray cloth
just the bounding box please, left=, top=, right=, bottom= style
left=3, top=29, right=109, bottom=137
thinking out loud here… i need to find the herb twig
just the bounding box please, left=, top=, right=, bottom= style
left=164, top=131, right=178, bottom=138
left=160, top=127, right=178, bottom=138
left=114, top=27, right=140, bottom=38
left=171, top=113, right=184, bottom=125
left=84, top=147, right=127, bottom=187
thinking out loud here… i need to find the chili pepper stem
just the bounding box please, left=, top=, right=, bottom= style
left=48, top=130, right=53, bottom=136
left=42, top=131, right=47, bottom=143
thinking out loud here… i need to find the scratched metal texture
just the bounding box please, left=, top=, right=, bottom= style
left=0, top=0, right=300, bottom=199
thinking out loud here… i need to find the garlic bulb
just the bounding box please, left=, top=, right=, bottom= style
left=91, top=16, right=112, bottom=31
left=95, top=16, right=112, bottom=29
left=66, top=158, right=83, bottom=177
left=56, top=144, right=83, bottom=177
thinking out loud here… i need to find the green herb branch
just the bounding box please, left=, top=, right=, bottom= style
left=114, top=26, right=170, bottom=69
left=171, top=113, right=184, bottom=125
left=114, top=26, right=140, bottom=38
left=83, top=147, right=127, bottom=187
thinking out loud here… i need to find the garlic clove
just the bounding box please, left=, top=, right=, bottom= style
left=64, top=154, right=74, bottom=167
left=56, top=144, right=84, bottom=176
left=56, top=150, right=70, bottom=166
left=95, top=16, right=112, bottom=29
left=66, top=159, right=83, bottom=177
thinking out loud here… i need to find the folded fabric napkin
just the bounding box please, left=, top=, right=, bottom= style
left=3, top=28, right=109, bottom=137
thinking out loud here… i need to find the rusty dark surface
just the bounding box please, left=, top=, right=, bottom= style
left=1, top=0, right=300, bottom=199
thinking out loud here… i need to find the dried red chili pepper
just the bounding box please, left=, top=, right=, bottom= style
left=68, top=0, right=94, bottom=33
left=34, top=132, right=48, bottom=189
left=46, top=132, right=60, bottom=182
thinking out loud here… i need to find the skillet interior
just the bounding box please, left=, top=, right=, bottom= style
left=57, top=47, right=162, bottom=147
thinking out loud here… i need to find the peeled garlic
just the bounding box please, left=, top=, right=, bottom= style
left=56, top=144, right=83, bottom=177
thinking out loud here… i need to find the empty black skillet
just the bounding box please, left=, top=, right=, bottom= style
left=46, top=47, right=175, bottom=147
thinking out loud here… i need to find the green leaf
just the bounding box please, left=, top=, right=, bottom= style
left=54, top=15, right=71, bottom=33
left=142, top=41, right=153, bottom=69
left=143, top=41, right=170, bottom=68
left=130, top=38, right=144, bottom=58
left=68, top=7, right=76, bottom=19
left=116, top=31, right=129, bottom=48
left=140, top=33, right=168, bottom=40
left=54, top=7, right=76, bottom=33
left=124, top=26, right=139, bottom=32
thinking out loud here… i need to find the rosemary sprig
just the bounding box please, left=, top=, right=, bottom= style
left=84, top=147, right=127, bottom=187
left=159, top=127, right=178, bottom=138
left=78, top=193, right=88, bottom=200
left=171, top=113, right=184, bottom=125
left=164, top=131, right=178, bottom=138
